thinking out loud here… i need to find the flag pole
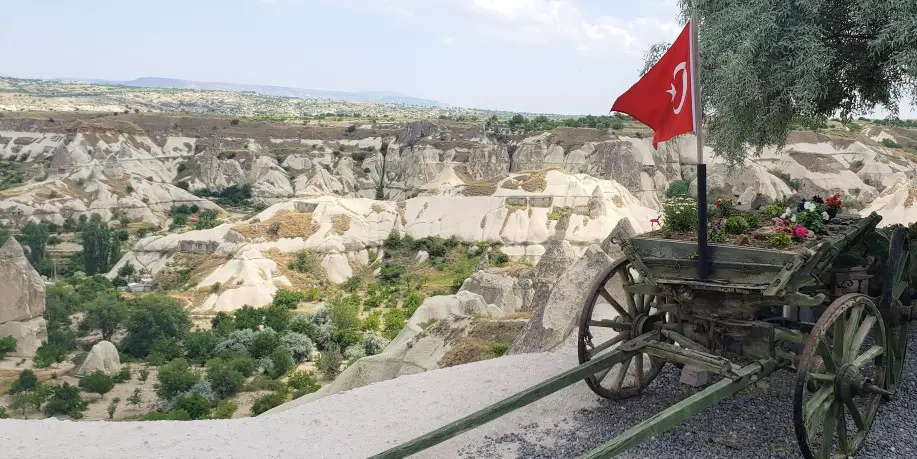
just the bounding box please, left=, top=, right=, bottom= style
left=689, top=11, right=710, bottom=279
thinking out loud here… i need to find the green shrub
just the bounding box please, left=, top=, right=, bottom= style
left=79, top=370, right=114, bottom=398
left=205, top=358, right=245, bottom=399
left=137, top=367, right=150, bottom=382
left=662, top=197, right=698, bottom=233
left=112, top=366, right=132, bottom=383
left=42, top=383, right=87, bottom=418
left=724, top=216, right=749, bottom=235
left=0, top=335, right=17, bottom=359
left=209, top=400, right=238, bottom=419
left=315, top=344, right=344, bottom=379
left=249, top=329, right=280, bottom=359
left=34, top=343, right=68, bottom=368
left=881, top=138, right=902, bottom=148
left=665, top=179, right=690, bottom=198
left=251, top=390, right=287, bottom=416
left=10, top=370, right=38, bottom=394
left=382, top=308, right=407, bottom=339
left=0, top=406, right=8, bottom=419
left=769, top=232, right=792, bottom=248
left=490, top=249, right=509, bottom=267
left=268, top=347, right=294, bottom=379
left=492, top=343, right=509, bottom=357
left=155, top=358, right=199, bottom=400
left=762, top=204, right=782, bottom=219
left=286, top=370, right=321, bottom=396
left=244, top=375, right=285, bottom=392
left=143, top=409, right=191, bottom=421
left=174, top=393, right=211, bottom=420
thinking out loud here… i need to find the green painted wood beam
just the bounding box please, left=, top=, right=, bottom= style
left=578, top=358, right=778, bottom=459
left=368, top=333, right=657, bottom=459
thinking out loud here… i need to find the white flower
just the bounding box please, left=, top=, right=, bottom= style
left=781, top=211, right=790, bottom=219
left=791, top=215, right=797, bottom=223
left=804, top=202, right=817, bottom=212
left=822, top=211, right=829, bottom=221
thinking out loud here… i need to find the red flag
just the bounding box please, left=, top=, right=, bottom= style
left=611, top=21, right=695, bottom=149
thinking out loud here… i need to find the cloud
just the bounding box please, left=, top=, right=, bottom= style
left=441, top=36, right=456, bottom=46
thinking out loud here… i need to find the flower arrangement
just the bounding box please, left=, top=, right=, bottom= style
left=774, top=193, right=844, bottom=241
left=711, top=198, right=736, bottom=218
left=662, top=197, right=698, bottom=233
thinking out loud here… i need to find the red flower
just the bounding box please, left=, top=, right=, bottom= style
left=714, top=199, right=722, bottom=207
left=826, top=193, right=843, bottom=208
left=794, top=225, right=809, bottom=239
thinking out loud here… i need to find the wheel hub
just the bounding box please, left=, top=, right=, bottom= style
left=835, top=363, right=891, bottom=398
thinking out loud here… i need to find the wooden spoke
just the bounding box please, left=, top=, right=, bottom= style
left=847, top=315, right=877, bottom=360
left=804, top=386, right=834, bottom=429
left=818, top=404, right=838, bottom=458
left=588, top=333, right=628, bottom=357
left=634, top=353, right=644, bottom=388
left=588, top=319, right=629, bottom=332
left=842, top=305, right=863, bottom=352
left=836, top=404, right=849, bottom=454
left=843, top=397, right=866, bottom=430
left=594, top=367, right=612, bottom=384
left=816, top=340, right=838, bottom=372
left=611, top=357, right=632, bottom=390
left=598, top=289, right=630, bottom=319
left=851, top=345, right=883, bottom=368
left=807, top=373, right=835, bottom=382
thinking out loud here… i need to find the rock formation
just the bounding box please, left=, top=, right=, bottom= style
left=0, top=239, right=47, bottom=357
left=76, top=340, right=121, bottom=376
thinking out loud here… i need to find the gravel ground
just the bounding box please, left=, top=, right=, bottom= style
left=460, top=326, right=917, bottom=459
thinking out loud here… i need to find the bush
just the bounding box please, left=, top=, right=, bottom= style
left=210, top=400, right=238, bottom=419
left=344, top=344, right=365, bottom=361
left=881, top=138, right=902, bottom=148
left=724, top=216, right=749, bottom=235
left=490, top=249, right=509, bottom=267
left=315, top=344, right=344, bottom=379
left=143, top=409, right=191, bottom=421
left=34, top=342, right=68, bottom=368
left=251, top=390, right=287, bottom=416
left=121, top=294, right=192, bottom=358
left=662, top=197, right=698, bottom=233
left=43, top=383, right=87, bottom=418
left=382, top=308, right=407, bottom=339
left=184, top=330, right=218, bottom=364
left=280, top=332, right=314, bottom=362
left=155, top=358, right=199, bottom=401
left=214, top=329, right=255, bottom=355
left=327, top=295, right=361, bottom=332
left=360, top=311, right=382, bottom=332
left=268, top=347, right=294, bottom=378
left=10, top=369, right=38, bottom=394
left=272, top=289, right=305, bottom=310
left=174, top=393, right=211, bottom=420
left=666, top=179, right=691, bottom=198
left=244, top=375, right=285, bottom=392
left=363, top=331, right=390, bottom=356
left=228, top=355, right=257, bottom=378
left=205, top=358, right=245, bottom=399
left=249, top=329, right=280, bottom=359
left=0, top=335, right=17, bottom=359
left=286, top=370, right=320, bottom=394
left=148, top=337, right=183, bottom=365
left=769, top=232, right=792, bottom=248
left=233, top=306, right=263, bottom=331
left=762, top=204, right=783, bottom=219
left=0, top=406, right=7, bottom=419
left=112, top=366, right=132, bottom=383
left=492, top=343, right=509, bottom=356
left=262, top=304, right=291, bottom=332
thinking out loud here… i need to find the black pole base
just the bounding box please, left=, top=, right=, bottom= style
left=696, top=164, right=710, bottom=280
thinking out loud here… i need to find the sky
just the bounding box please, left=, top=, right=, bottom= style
left=1, top=0, right=915, bottom=117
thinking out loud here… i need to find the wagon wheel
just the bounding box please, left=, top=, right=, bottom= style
left=578, top=258, right=667, bottom=400
left=879, top=227, right=911, bottom=395
left=793, top=294, right=889, bottom=459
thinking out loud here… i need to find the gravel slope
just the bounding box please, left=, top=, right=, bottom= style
left=0, top=333, right=914, bottom=458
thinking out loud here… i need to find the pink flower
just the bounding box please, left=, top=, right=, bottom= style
left=794, top=225, right=809, bottom=239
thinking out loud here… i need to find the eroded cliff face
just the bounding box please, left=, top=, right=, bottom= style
left=1, top=116, right=915, bottom=229
left=0, top=238, right=47, bottom=357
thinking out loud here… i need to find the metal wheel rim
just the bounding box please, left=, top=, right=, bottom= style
left=793, top=294, right=888, bottom=459
left=578, top=258, right=667, bottom=400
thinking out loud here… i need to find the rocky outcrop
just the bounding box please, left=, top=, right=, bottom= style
left=0, top=239, right=47, bottom=357
left=510, top=245, right=615, bottom=354
left=459, top=271, right=529, bottom=314
left=77, top=340, right=121, bottom=376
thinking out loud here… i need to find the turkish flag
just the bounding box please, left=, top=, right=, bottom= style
left=611, top=21, right=695, bottom=149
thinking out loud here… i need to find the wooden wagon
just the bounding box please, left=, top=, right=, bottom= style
left=374, top=211, right=915, bottom=459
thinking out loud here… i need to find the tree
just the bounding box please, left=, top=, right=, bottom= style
left=327, top=295, right=361, bottom=332
left=18, top=221, right=49, bottom=267
left=78, top=371, right=114, bottom=399
left=262, top=304, right=290, bottom=332
left=10, top=370, right=38, bottom=394
left=121, top=294, right=192, bottom=358
left=210, top=312, right=235, bottom=336
left=0, top=335, right=17, bottom=360
left=43, top=383, right=87, bottom=418
left=155, top=358, right=199, bottom=400
left=80, top=292, right=127, bottom=341
left=81, top=214, right=118, bottom=275
left=271, top=289, right=305, bottom=310
left=315, top=344, right=343, bottom=379
left=268, top=346, right=294, bottom=379
left=233, top=305, right=263, bottom=330
left=665, top=1, right=917, bottom=166
left=174, top=393, right=211, bottom=420
left=184, top=330, right=218, bottom=364
left=205, top=358, right=245, bottom=399
left=127, top=388, right=143, bottom=409
left=249, top=329, right=280, bottom=359
left=106, top=397, right=120, bottom=420
left=10, top=393, right=32, bottom=418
